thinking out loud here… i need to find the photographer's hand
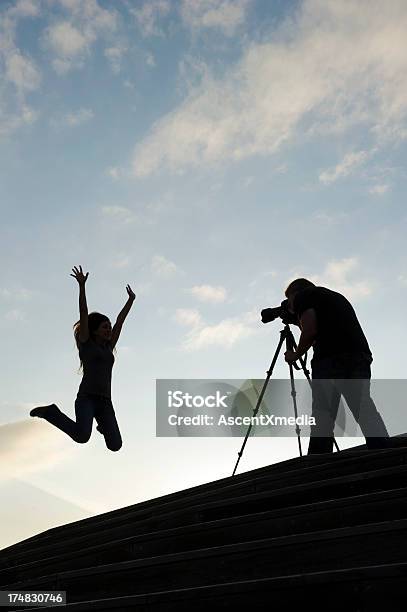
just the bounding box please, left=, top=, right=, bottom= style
left=292, top=308, right=317, bottom=360
left=285, top=350, right=298, bottom=363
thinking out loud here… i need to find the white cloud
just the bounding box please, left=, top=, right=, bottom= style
left=51, top=107, right=94, bottom=129
left=131, top=1, right=407, bottom=177
left=175, top=307, right=255, bottom=350
left=312, top=211, right=348, bottom=225
left=151, top=255, right=178, bottom=278
left=275, top=164, right=288, bottom=174
left=57, top=0, right=116, bottom=30
left=104, top=45, right=127, bottom=74
left=45, top=22, right=89, bottom=73
left=8, top=0, right=40, bottom=19
left=0, top=287, right=32, bottom=300
left=64, top=108, right=94, bottom=126
left=248, top=270, right=277, bottom=290
left=5, top=51, right=41, bottom=91
left=183, top=317, right=254, bottom=350
left=130, top=0, right=171, bottom=37
left=0, top=287, right=31, bottom=323
left=106, top=166, right=121, bottom=180
left=180, top=0, right=249, bottom=35
left=0, top=2, right=41, bottom=137
left=189, top=284, right=227, bottom=303
left=101, top=205, right=136, bottom=225
left=50, top=58, right=72, bottom=74
left=319, top=150, right=372, bottom=185
left=44, top=1, right=117, bottom=73
left=0, top=420, right=72, bottom=481
left=123, top=79, right=136, bottom=90
left=48, top=21, right=87, bottom=55
left=4, top=309, right=26, bottom=322
left=110, top=255, right=131, bottom=269
left=0, top=106, right=38, bottom=137
left=303, top=257, right=373, bottom=301
left=146, top=52, right=156, bottom=67
left=175, top=308, right=203, bottom=327
left=369, top=183, right=389, bottom=195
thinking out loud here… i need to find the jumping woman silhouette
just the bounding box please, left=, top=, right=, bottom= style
left=30, top=265, right=136, bottom=451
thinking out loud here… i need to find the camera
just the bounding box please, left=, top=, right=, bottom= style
left=261, top=299, right=298, bottom=325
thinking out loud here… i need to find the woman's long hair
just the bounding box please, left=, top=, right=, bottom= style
left=73, top=312, right=111, bottom=372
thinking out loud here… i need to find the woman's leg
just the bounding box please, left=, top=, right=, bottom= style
left=31, top=397, right=95, bottom=443
left=95, top=399, right=122, bottom=451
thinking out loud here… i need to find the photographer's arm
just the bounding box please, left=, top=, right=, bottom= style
left=285, top=308, right=317, bottom=362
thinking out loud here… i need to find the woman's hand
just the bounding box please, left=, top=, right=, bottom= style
left=70, top=265, right=89, bottom=286
left=126, top=284, right=136, bottom=302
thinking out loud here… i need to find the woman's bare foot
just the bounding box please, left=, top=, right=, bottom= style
left=30, top=404, right=57, bottom=418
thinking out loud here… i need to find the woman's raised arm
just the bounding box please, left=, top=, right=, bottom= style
left=70, top=265, right=89, bottom=342
left=111, top=284, right=136, bottom=348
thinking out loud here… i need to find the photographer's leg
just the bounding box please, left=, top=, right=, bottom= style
left=339, top=370, right=389, bottom=449
left=334, top=354, right=389, bottom=449
left=308, top=380, right=340, bottom=454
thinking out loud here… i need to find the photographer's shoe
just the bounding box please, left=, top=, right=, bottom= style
left=30, top=404, right=57, bottom=418
left=366, top=436, right=392, bottom=450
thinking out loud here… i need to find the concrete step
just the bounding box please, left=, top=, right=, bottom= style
left=4, top=444, right=403, bottom=558
left=2, top=447, right=406, bottom=568
left=5, top=519, right=407, bottom=604
left=2, top=457, right=406, bottom=572
left=2, top=486, right=407, bottom=585
left=14, top=562, right=407, bottom=612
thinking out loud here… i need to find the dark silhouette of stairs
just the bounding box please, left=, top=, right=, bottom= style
left=1, top=436, right=407, bottom=611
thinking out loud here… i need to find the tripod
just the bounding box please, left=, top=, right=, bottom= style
left=232, top=323, right=339, bottom=477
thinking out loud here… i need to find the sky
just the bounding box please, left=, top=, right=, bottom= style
left=1, top=0, right=407, bottom=550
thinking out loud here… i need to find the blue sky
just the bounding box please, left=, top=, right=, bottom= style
left=1, top=0, right=407, bottom=549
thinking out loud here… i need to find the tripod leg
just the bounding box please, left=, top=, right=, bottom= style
left=232, top=328, right=287, bottom=476
left=288, top=362, right=302, bottom=457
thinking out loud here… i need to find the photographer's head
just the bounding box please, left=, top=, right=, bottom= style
left=285, top=278, right=315, bottom=312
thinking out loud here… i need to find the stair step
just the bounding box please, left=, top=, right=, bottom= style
left=2, top=486, right=407, bottom=585
left=2, top=448, right=406, bottom=568
left=4, top=445, right=404, bottom=559
left=5, top=519, right=407, bottom=604
left=14, top=562, right=407, bottom=611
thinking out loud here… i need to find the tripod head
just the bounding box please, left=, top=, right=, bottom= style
left=281, top=324, right=304, bottom=371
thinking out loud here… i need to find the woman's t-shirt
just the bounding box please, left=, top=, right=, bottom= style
left=77, top=338, right=115, bottom=398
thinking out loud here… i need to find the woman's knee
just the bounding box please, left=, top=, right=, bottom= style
left=108, top=444, right=122, bottom=452
left=74, top=431, right=92, bottom=444
left=106, top=438, right=122, bottom=451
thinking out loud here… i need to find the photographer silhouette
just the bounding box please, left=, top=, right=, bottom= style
left=282, top=278, right=389, bottom=454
